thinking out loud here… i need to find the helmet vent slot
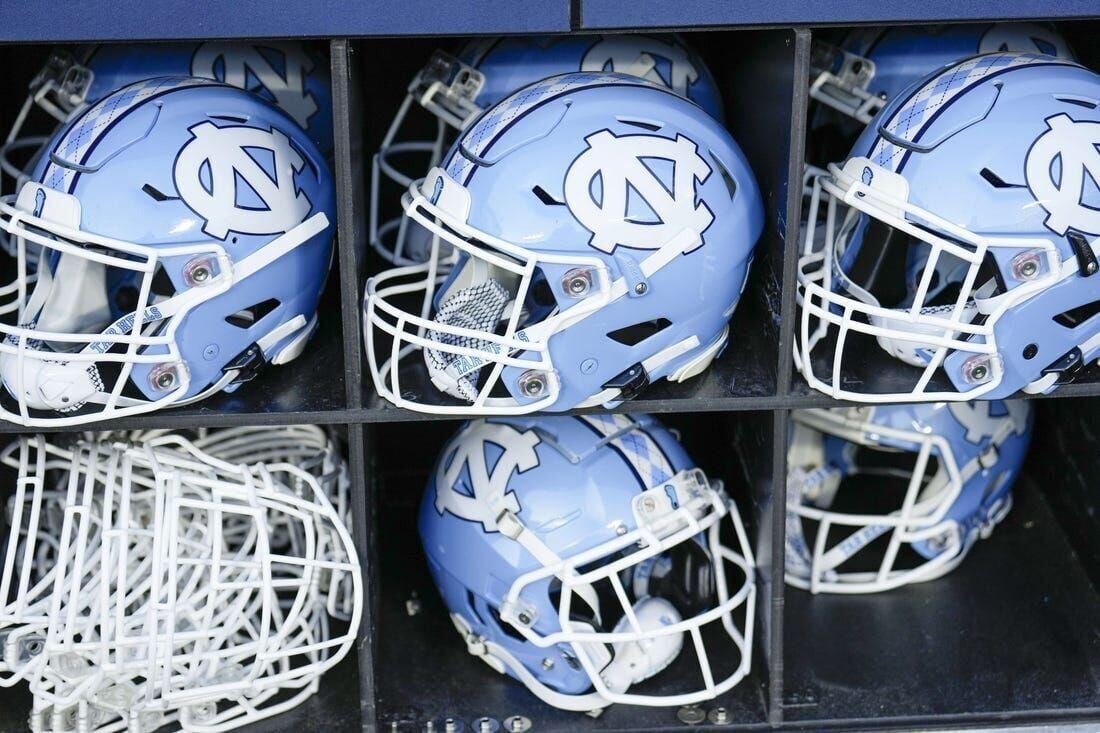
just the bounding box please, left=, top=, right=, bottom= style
left=607, top=318, right=672, bottom=346
left=224, top=298, right=280, bottom=329
left=1053, top=299, right=1100, bottom=328
left=531, top=185, right=565, bottom=206
left=141, top=183, right=178, bottom=202
left=979, top=168, right=1024, bottom=189
left=708, top=151, right=738, bottom=199
left=1053, top=95, right=1098, bottom=110
left=617, top=118, right=662, bottom=132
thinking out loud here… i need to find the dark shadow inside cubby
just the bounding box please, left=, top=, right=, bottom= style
left=369, top=410, right=774, bottom=730
left=781, top=398, right=1100, bottom=726
left=354, top=28, right=797, bottom=419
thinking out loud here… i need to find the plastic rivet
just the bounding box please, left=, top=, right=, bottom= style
left=503, top=716, right=531, bottom=733
left=707, top=707, right=731, bottom=725
left=677, top=705, right=706, bottom=725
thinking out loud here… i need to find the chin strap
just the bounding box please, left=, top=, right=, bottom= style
left=6, top=213, right=330, bottom=415
left=451, top=613, right=611, bottom=713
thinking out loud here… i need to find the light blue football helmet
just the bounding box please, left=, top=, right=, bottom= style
left=371, top=34, right=723, bottom=266
left=420, top=413, right=755, bottom=710
left=787, top=400, right=1033, bottom=594
left=365, top=72, right=764, bottom=414
left=798, top=52, right=1100, bottom=402
left=1, top=41, right=332, bottom=194
left=809, top=23, right=1073, bottom=132
left=0, top=77, right=334, bottom=426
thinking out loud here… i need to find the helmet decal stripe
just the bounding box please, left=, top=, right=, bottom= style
left=575, top=413, right=674, bottom=489
left=41, top=76, right=213, bottom=194
left=446, top=73, right=655, bottom=186
left=867, top=52, right=1072, bottom=173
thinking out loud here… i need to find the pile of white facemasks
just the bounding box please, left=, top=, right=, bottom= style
left=0, top=425, right=362, bottom=733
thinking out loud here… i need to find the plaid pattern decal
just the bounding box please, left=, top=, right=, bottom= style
left=576, top=413, right=674, bottom=490
left=867, top=53, right=1069, bottom=173
left=445, top=72, right=653, bottom=185
left=41, top=76, right=213, bottom=193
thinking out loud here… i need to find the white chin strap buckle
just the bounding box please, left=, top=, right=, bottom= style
left=599, top=597, right=684, bottom=694
left=870, top=301, right=978, bottom=368
left=0, top=354, right=99, bottom=411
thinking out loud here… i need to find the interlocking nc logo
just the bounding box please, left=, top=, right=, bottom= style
left=435, top=423, right=540, bottom=532
left=947, top=401, right=1030, bottom=445
left=580, top=37, right=700, bottom=96
left=1025, top=113, right=1100, bottom=236
left=173, top=122, right=312, bottom=240
left=191, top=43, right=318, bottom=129
left=564, top=131, right=713, bottom=254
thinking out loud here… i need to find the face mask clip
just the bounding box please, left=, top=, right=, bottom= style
left=29, top=51, right=94, bottom=122
left=601, top=362, right=650, bottom=402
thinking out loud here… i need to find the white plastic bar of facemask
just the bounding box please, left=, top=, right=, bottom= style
left=690, top=625, right=717, bottom=695
left=1, top=439, right=44, bottom=622
left=913, top=346, right=949, bottom=395
left=877, top=438, right=935, bottom=584
left=609, top=572, right=641, bottom=635
left=830, top=304, right=854, bottom=399
left=471, top=257, right=538, bottom=410
left=4, top=94, right=37, bottom=146
left=810, top=514, right=834, bottom=594
left=418, top=218, right=445, bottom=330
left=802, top=175, right=823, bottom=257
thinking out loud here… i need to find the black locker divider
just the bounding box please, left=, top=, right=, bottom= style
left=765, top=27, right=812, bottom=725
left=332, top=39, right=367, bottom=409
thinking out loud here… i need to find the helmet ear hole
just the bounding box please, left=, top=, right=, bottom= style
left=607, top=318, right=672, bottom=346
left=487, top=605, right=529, bottom=642
left=224, top=298, right=280, bottom=329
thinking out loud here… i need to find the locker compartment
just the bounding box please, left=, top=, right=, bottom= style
left=368, top=411, right=775, bottom=730
left=781, top=399, right=1100, bottom=726
left=0, top=426, right=365, bottom=731
left=790, top=21, right=1100, bottom=405
left=0, top=42, right=348, bottom=431
left=353, top=29, right=799, bottom=420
